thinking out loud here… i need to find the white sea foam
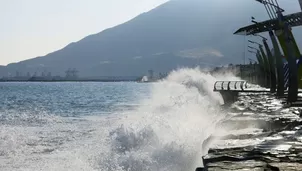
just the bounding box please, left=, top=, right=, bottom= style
left=96, top=68, right=238, bottom=170
left=0, top=67, right=240, bottom=171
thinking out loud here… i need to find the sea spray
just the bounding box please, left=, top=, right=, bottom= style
left=99, top=68, right=239, bottom=171
left=0, top=68, right=241, bottom=171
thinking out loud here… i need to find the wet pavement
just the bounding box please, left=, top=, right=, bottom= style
left=203, top=93, right=302, bottom=171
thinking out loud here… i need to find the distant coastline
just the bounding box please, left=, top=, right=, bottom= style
left=0, top=76, right=141, bottom=83
left=0, top=80, right=137, bottom=83
left=0, top=63, right=256, bottom=83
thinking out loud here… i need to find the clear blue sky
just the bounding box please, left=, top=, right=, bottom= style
left=0, top=0, right=300, bottom=65
left=0, top=0, right=168, bottom=65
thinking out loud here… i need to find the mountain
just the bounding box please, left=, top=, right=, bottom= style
left=1, top=0, right=300, bottom=77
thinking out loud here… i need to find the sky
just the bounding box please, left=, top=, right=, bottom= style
left=0, top=0, right=300, bottom=66
left=0, top=0, right=168, bottom=65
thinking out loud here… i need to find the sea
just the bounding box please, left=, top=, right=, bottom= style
left=1, top=68, right=299, bottom=171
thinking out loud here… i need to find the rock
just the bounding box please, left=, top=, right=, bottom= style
left=293, top=110, right=300, bottom=115
left=269, top=163, right=302, bottom=171
left=201, top=93, right=302, bottom=171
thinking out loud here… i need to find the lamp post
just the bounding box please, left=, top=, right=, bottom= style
left=248, top=49, right=258, bottom=64
left=248, top=46, right=262, bottom=65
left=251, top=16, right=285, bottom=96
left=248, top=45, right=258, bottom=51
left=255, top=0, right=298, bottom=101
left=248, top=40, right=263, bottom=46
left=253, top=34, right=267, bottom=41
left=251, top=34, right=276, bottom=92
left=248, top=47, right=264, bottom=85
left=247, top=51, right=260, bottom=83
left=256, top=0, right=284, bottom=11
left=255, top=0, right=284, bottom=19
left=249, top=58, right=257, bottom=63
left=247, top=47, right=262, bottom=66
left=248, top=46, right=266, bottom=86
left=253, top=13, right=285, bottom=95
left=248, top=44, right=267, bottom=69
left=249, top=41, right=271, bottom=88
left=262, top=36, right=276, bottom=92
left=248, top=50, right=257, bottom=54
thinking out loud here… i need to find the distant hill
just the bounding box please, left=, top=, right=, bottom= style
left=1, top=0, right=300, bottom=77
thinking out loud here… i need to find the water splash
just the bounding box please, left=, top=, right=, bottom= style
left=0, top=67, right=240, bottom=171
left=98, top=68, right=238, bottom=170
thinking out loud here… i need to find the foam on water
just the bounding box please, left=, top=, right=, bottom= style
left=96, top=68, right=241, bottom=171
left=0, top=68, right=240, bottom=171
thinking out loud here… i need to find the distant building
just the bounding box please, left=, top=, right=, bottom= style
left=47, top=72, right=52, bottom=78
left=148, top=69, right=154, bottom=80
left=15, top=71, right=21, bottom=77
left=65, top=68, right=79, bottom=80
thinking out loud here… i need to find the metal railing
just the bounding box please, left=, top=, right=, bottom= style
left=214, top=81, right=248, bottom=91
left=283, top=62, right=289, bottom=89
left=283, top=59, right=300, bottom=89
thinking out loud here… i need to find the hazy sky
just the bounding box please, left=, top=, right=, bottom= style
left=0, top=0, right=168, bottom=65
left=1, top=0, right=300, bottom=66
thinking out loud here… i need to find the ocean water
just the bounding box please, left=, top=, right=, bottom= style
left=0, top=68, right=242, bottom=171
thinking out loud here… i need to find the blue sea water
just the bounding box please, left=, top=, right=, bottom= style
left=0, top=68, right=247, bottom=171
left=0, top=82, right=151, bottom=117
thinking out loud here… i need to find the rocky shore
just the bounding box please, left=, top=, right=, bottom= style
left=202, top=92, right=302, bottom=170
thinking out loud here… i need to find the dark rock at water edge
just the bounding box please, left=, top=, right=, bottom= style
left=202, top=93, right=302, bottom=171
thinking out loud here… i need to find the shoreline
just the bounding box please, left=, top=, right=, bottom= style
left=201, top=92, right=302, bottom=170
left=0, top=80, right=139, bottom=83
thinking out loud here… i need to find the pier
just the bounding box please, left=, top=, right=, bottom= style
left=199, top=0, right=302, bottom=170
left=213, top=81, right=271, bottom=104
left=213, top=0, right=302, bottom=106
